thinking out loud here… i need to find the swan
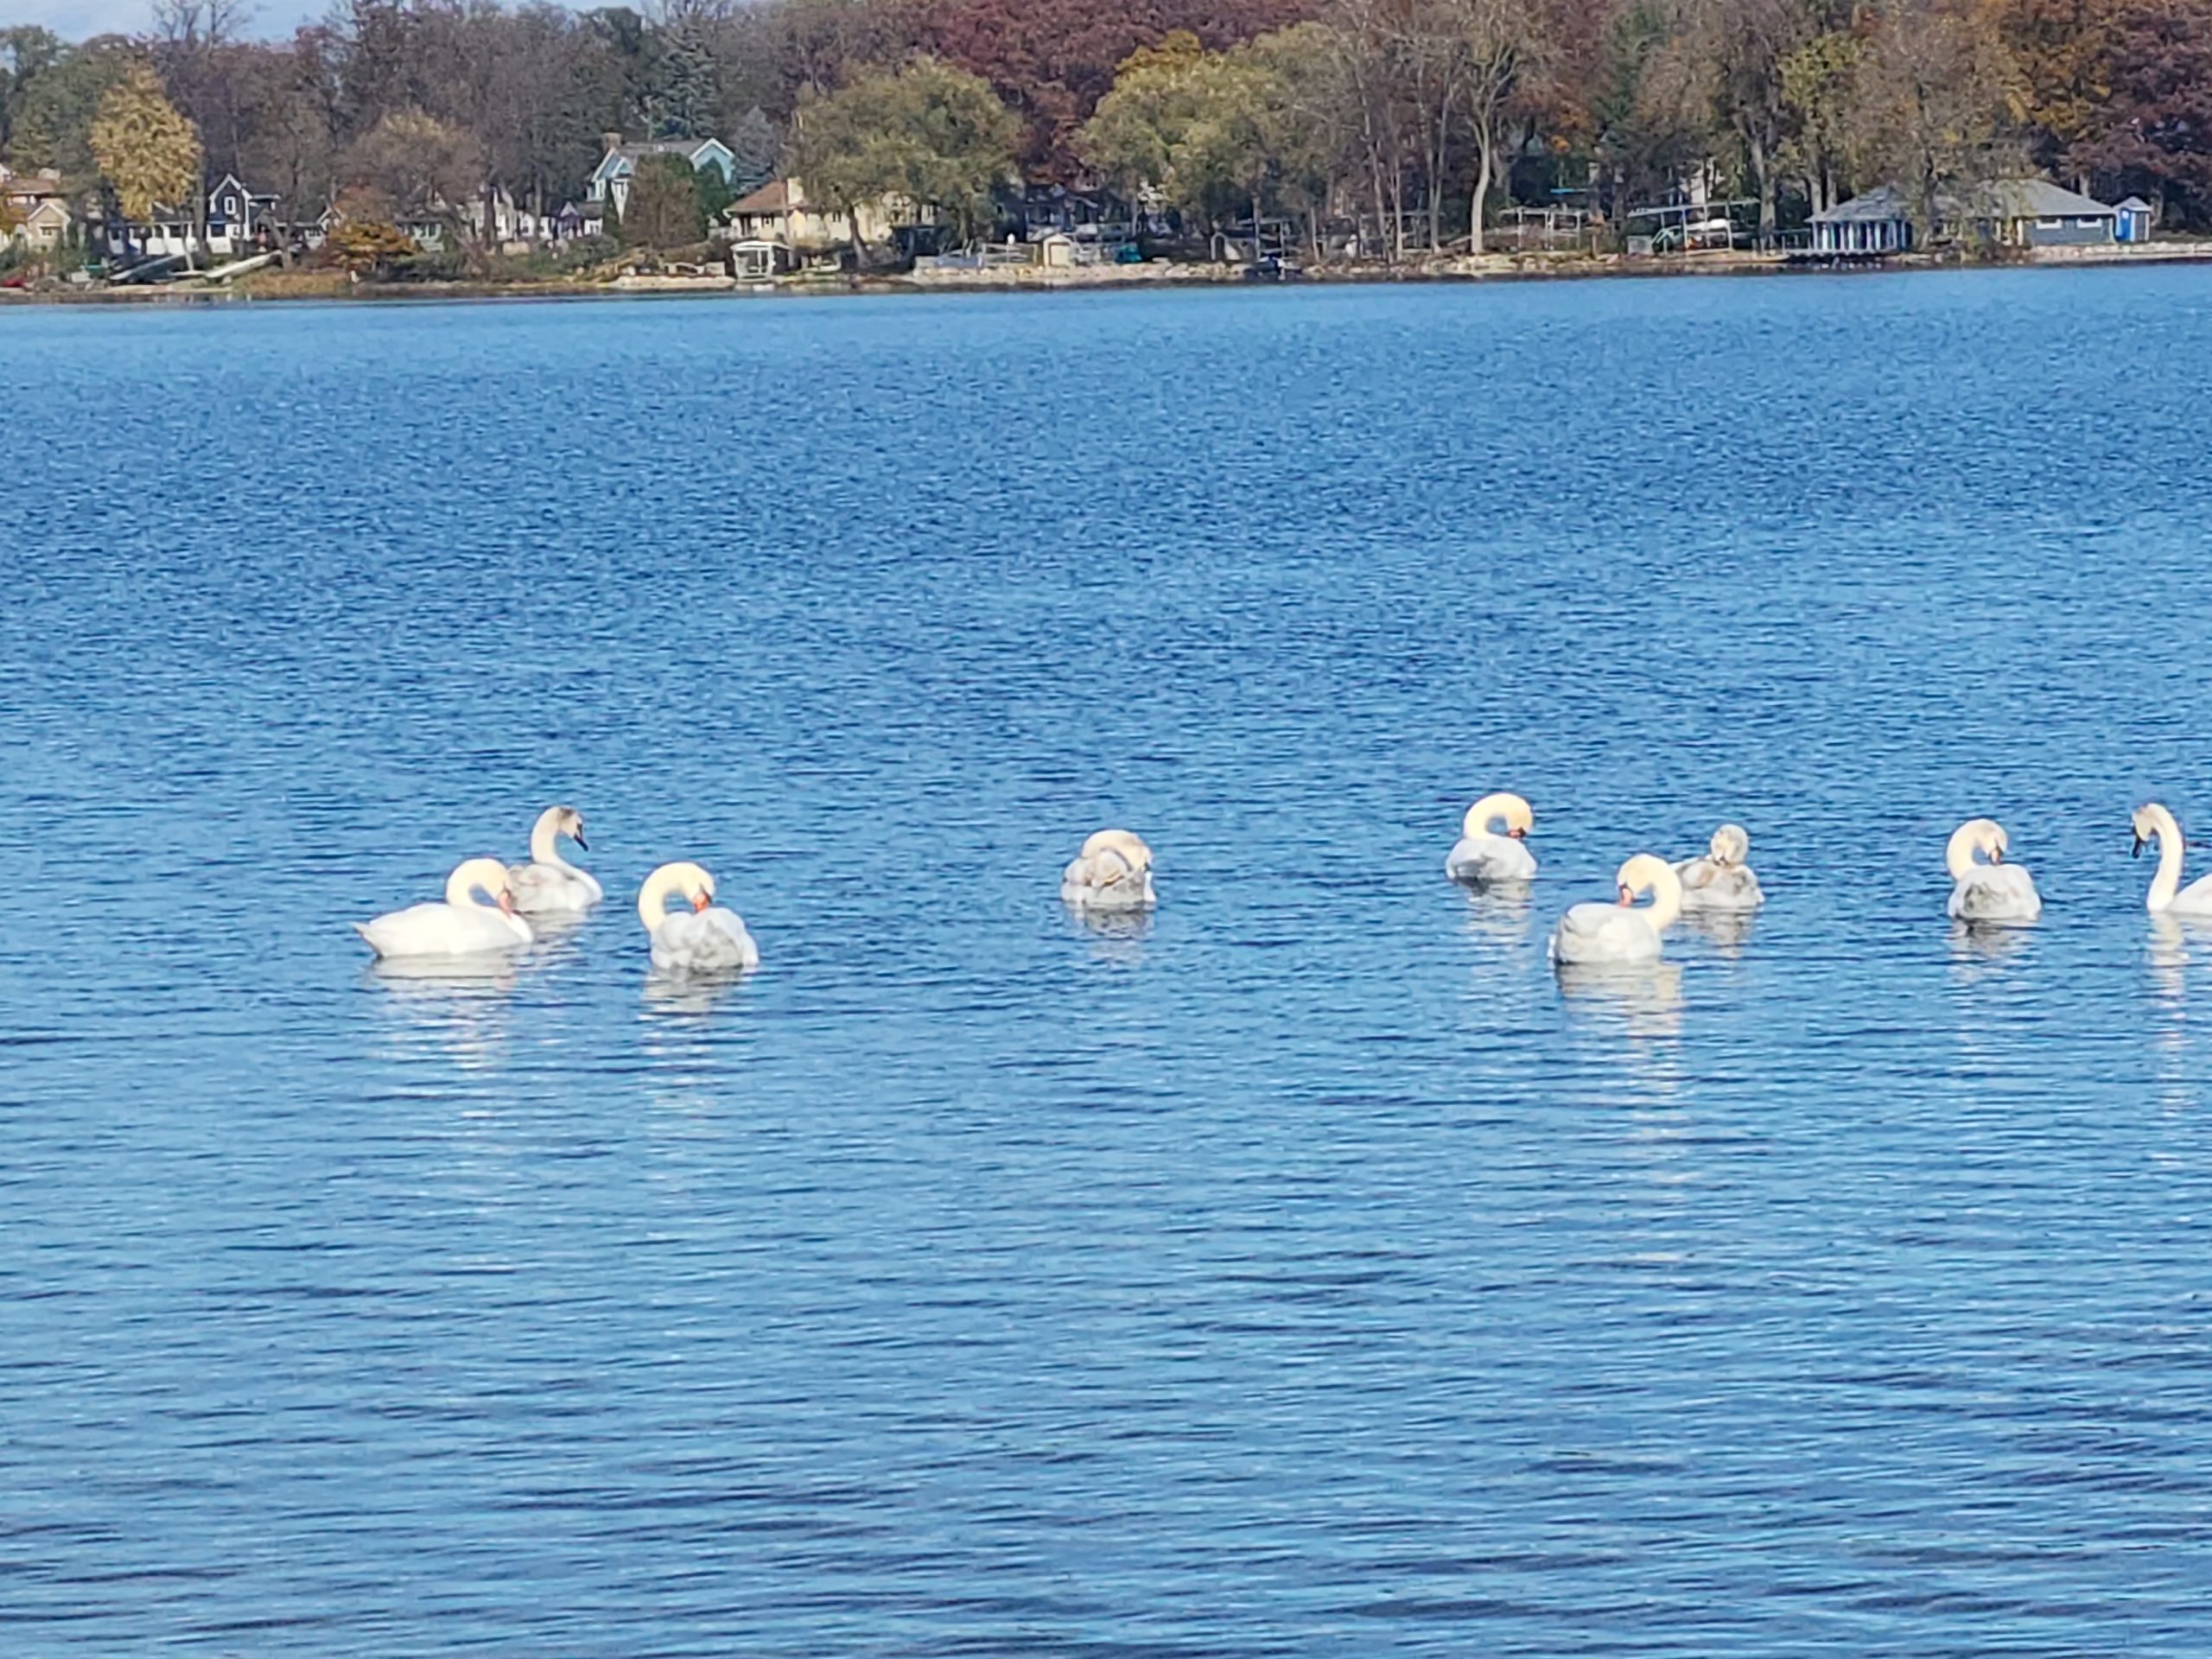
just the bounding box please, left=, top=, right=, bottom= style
left=1062, top=829, right=1156, bottom=912
left=357, top=856, right=534, bottom=958
left=1946, top=818, right=2041, bottom=924
left=1675, top=823, right=1764, bottom=912
left=1446, top=792, right=1536, bottom=885
left=1548, top=854, right=1681, bottom=965
left=639, top=861, right=760, bottom=974
left=2133, top=803, right=2212, bottom=916
left=508, top=804, right=603, bottom=914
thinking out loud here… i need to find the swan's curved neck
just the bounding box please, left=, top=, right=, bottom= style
left=1946, top=823, right=1988, bottom=881
left=445, top=863, right=498, bottom=910
left=638, top=866, right=683, bottom=933
left=531, top=808, right=575, bottom=870
left=2145, top=805, right=2185, bottom=912
left=1643, top=865, right=1682, bottom=933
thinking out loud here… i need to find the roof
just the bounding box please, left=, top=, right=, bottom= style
left=2117, top=195, right=2153, bottom=210
left=1814, top=178, right=2115, bottom=225
left=729, top=180, right=796, bottom=215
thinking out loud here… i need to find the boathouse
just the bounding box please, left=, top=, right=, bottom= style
left=1810, top=179, right=2120, bottom=256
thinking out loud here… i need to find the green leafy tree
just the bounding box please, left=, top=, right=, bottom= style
left=790, top=56, right=1019, bottom=253
left=1, top=25, right=69, bottom=157
left=90, top=60, right=203, bottom=224
left=620, top=148, right=707, bottom=244
left=12, top=35, right=133, bottom=185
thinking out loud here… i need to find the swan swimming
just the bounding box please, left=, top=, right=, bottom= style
left=1946, top=818, right=2041, bottom=924
left=2133, top=803, right=2212, bottom=917
left=1549, top=854, right=1681, bottom=965
left=508, top=804, right=604, bottom=914
left=639, top=861, right=760, bottom=974
left=1675, top=823, right=1764, bottom=912
left=1062, top=829, right=1156, bottom=912
left=1446, top=792, right=1536, bottom=885
left=357, top=857, right=534, bottom=958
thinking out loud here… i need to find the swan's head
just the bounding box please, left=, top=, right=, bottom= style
left=448, top=855, right=518, bottom=913
left=1465, top=792, right=1534, bottom=840
left=1081, top=829, right=1154, bottom=872
left=2133, top=803, right=2166, bottom=859
left=640, top=860, right=717, bottom=925
left=1709, top=823, right=1750, bottom=867
left=1947, top=817, right=2008, bottom=876
left=1614, top=853, right=1674, bottom=906
left=556, top=805, right=588, bottom=851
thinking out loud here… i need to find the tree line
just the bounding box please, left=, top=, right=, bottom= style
left=3, top=0, right=2209, bottom=257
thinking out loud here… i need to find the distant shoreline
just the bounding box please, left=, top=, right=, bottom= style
left=8, top=240, right=2211, bottom=308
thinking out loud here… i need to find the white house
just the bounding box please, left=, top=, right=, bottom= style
left=587, top=136, right=737, bottom=219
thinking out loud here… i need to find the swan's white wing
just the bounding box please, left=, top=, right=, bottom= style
left=359, top=901, right=530, bottom=958
left=2169, top=874, right=2212, bottom=917
left=652, top=907, right=760, bottom=974
left=1447, top=834, right=1536, bottom=885
left=1549, top=902, right=1661, bottom=964
left=1675, top=859, right=1763, bottom=912
left=509, top=860, right=602, bottom=914
left=1062, top=855, right=1156, bottom=911
left=1949, top=865, right=2041, bottom=923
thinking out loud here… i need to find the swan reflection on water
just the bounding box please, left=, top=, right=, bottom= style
left=1555, top=958, right=1685, bottom=1039
left=1947, top=917, right=2033, bottom=981
left=2147, top=915, right=2210, bottom=1110
left=1680, top=906, right=1757, bottom=955
left=363, top=956, right=518, bottom=1069
left=642, top=969, right=748, bottom=1020
left=1069, top=904, right=1154, bottom=966
left=1460, top=881, right=1535, bottom=946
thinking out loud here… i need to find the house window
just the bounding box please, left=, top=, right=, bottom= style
left=2037, top=217, right=2061, bottom=229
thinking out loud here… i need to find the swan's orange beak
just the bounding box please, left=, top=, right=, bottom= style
left=499, top=890, right=517, bottom=915
left=1510, top=827, right=1527, bottom=840
left=691, top=892, right=710, bottom=912
left=1990, top=849, right=2003, bottom=865
left=1617, top=885, right=1634, bottom=906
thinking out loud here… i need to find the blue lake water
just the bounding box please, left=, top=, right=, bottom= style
left=3, top=270, right=2211, bottom=1654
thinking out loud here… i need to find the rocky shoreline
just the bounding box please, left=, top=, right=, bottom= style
left=6, top=239, right=2209, bottom=307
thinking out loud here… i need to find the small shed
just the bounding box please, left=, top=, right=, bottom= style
left=2115, top=196, right=2153, bottom=243
left=1038, top=232, right=1077, bottom=269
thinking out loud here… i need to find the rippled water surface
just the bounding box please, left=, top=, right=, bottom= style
left=5, top=271, right=2212, bottom=1654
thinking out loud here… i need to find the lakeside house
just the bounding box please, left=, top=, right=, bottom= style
left=104, top=172, right=283, bottom=263
left=3, top=167, right=74, bottom=251
left=722, top=177, right=906, bottom=275
left=588, top=135, right=737, bottom=219
left=1811, top=179, right=2120, bottom=255
left=550, top=200, right=607, bottom=242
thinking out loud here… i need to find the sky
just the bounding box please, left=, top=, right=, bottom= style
left=17, top=0, right=350, bottom=41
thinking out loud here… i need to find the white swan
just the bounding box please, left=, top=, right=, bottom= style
left=1062, top=829, right=1156, bottom=912
left=508, top=804, right=604, bottom=914
left=639, top=861, right=760, bottom=974
left=1946, top=817, right=2041, bottom=924
left=2133, top=803, right=2212, bottom=916
left=357, top=856, right=534, bottom=958
left=1675, top=823, right=1764, bottom=912
left=1549, top=854, right=1681, bottom=965
left=1446, top=792, right=1536, bottom=885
